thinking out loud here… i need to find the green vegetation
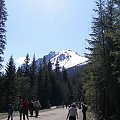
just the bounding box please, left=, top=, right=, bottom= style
left=81, top=0, right=120, bottom=119
left=86, top=111, right=90, bottom=120
left=86, top=106, right=91, bottom=120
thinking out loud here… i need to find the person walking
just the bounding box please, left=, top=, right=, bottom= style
left=78, top=102, right=81, bottom=109
left=7, top=103, right=13, bottom=120
left=66, top=103, right=78, bottom=120
left=29, top=100, right=34, bottom=117
left=22, top=98, right=29, bottom=120
left=81, top=102, right=88, bottom=120
left=18, top=99, right=23, bottom=120
left=34, top=100, right=41, bottom=117
left=65, top=102, right=68, bottom=109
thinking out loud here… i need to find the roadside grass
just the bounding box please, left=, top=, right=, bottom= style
left=86, top=111, right=90, bottom=120
left=86, top=106, right=91, bottom=120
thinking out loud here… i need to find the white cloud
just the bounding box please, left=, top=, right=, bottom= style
left=16, top=57, right=26, bottom=65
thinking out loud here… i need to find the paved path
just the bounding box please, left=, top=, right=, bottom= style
left=2, top=108, right=83, bottom=120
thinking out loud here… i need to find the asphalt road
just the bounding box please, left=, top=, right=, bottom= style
left=2, top=108, right=82, bottom=120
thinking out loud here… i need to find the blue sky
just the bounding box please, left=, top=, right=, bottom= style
left=4, top=0, right=95, bottom=68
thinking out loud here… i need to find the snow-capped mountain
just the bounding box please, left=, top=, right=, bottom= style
left=36, top=49, right=88, bottom=69
left=50, top=49, right=88, bottom=69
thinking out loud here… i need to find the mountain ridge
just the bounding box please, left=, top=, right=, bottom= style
left=36, top=49, right=88, bottom=69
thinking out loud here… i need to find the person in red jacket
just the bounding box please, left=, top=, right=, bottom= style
left=22, top=98, right=29, bottom=120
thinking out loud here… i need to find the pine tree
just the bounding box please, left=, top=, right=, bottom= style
left=47, top=60, right=52, bottom=72
left=23, top=53, right=30, bottom=77
left=62, top=67, right=69, bottom=103
left=0, top=74, right=6, bottom=111
left=105, top=0, right=120, bottom=118
left=54, top=58, right=60, bottom=75
left=47, top=60, right=53, bottom=105
left=0, top=0, right=7, bottom=71
left=29, top=54, right=37, bottom=99
left=86, top=0, right=107, bottom=115
left=62, top=67, right=68, bottom=83
left=16, top=54, right=31, bottom=99
left=37, top=59, right=51, bottom=108
left=16, top=66, right=23, bottom=77
left=30, top=54, right=36, bottom=86
left=84, top=0, right=120, bottom=119
left=110, top=1, right=120, bottom=82
left=5, top=56, right=16, bottom=105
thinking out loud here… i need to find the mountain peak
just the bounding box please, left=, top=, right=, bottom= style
left=36, top=49, right=88, bottom=69
left=50, top=49, right=88, bottom=69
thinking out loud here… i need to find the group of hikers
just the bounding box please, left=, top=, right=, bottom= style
left=7, top=99, right=88, bottom=120
left=7, top=98, right=41, bottom=120
left=66, top=102, right=88, bottom=120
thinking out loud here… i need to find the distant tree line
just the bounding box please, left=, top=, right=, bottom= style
left=81, top=0, right=120, bottom=119
left=0, top=54, right=82, bottom=112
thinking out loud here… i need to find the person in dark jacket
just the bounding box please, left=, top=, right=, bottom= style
left=81, top=102, right=88, bottom=120
left=29, top=100, right=34, bottom=117
left=7, top=103, right=13, bottom=120
left=18, top=99, right=23, bottom=120
left=34, top=100, right=41, bottom=117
